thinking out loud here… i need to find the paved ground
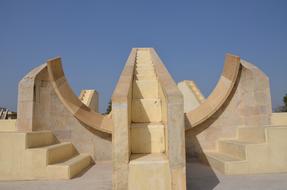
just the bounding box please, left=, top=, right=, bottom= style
left=0, top=162, right=112, bottom=190
left=187, top=162, right=287, bottom=190
left=1, top=161, right=287, bottom=190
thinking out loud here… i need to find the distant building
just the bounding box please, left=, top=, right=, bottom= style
left=0, top=107, right=17, bottom=119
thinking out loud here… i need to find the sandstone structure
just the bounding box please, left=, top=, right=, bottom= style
left=181, top=54, right=287, bottom=175
left=0, top=48, right=286, bottom=190
left=178, top=80, right=205, bottom=113
left=16, top=59, right=112, bottom=162
left=112, top=48, right=186, bottom=190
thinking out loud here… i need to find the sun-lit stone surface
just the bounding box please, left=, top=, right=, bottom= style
left=183, top=54, right=287, bottom=175
left=178, top=80, right=205, bottom=113
left=1, top=47, right=287, bottom=186
left=0, top=130, right=93, bottom=180
left=112, top=48, right=186, bottom=190
left=79, top=89, right=99, bottom=112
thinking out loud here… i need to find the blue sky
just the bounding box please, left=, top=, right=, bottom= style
left=0, top=0, right=286, bottom=112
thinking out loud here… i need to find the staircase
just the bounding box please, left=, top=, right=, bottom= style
left=128, top=49, right=171, bottom=190
left=0, top=129, right=93, bottom=180
left=205, top=125, right=287, bottom=175
left=79, top=90, right=87, bottom=102
left=186, top=81, right=205, bottom=103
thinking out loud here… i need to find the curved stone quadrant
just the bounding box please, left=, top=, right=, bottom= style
left=17, top=59, right=112, bottom=162
left=185, top=54, right=242, bottom=129
left=181, top=54, right=287, bottom=175
left=47, top=57, right=112, bottom=134
left=183, top=54, right=272, bottom=155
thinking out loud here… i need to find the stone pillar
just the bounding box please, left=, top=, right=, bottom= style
left=151, top=48, right=187, bottom=190
left=112, top=101, right=130, bottom=190
left=16, top=64, right=49, bottom=131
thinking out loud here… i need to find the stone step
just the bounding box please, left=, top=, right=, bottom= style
left=218, top=139, right=265, bottom=160
left=135, top=68, right=155, bottom=74
left=129, top=153, right=171, bottom=190
left=135, top=73, right=157, bottom=80
left=136, top=63, right=153, bottom=67
left=135, top=69, right=155, bottom=75
left=136, top=60, right=153, bottom=65
left=218, top=140, right=247, bottom=159
left=237, top=126, right=266, bottom=143
left=135, top=67, right=154, bottom=72
left=136, top=64, right=154, bottom=69
left=48, top=154, right=93, bottom=179
left=135, top=58, right=151, bottom=62
left=137, top=51, right=149, bottom=54
left=133, top=80, right=159, bottom=98
left=30, top=142, right=78, bottom=165
left=131, top=123, right=165, bottom=153
left=46, top=142, right=78, bottom=164
left=205, top=152, right=248, bottom=175
left=136, top=54, right=150, bottom=58
left=131, top=99, right=162, bottom=123
left=26, top=131, right=58, bottom=148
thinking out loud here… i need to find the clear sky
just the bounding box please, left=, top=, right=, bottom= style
left=0, top=0, right=286, bottom=112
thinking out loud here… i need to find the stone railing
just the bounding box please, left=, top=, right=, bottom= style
left=111, top=48, right=137, bottom=190
left=150, top=48, right=186, bottom=190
